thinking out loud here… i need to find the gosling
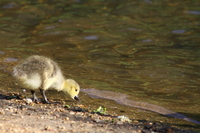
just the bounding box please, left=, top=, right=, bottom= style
left=12, top=55, right=80, bottom=103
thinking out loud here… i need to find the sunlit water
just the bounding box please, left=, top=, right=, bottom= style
left=0, top=0, right=199, bottom=131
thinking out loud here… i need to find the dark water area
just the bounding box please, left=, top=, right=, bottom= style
left=0, top=0, right=200, bottom=131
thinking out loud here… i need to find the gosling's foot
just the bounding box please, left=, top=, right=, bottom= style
left=40, top=89, right=51, bottom=104
left=31, top=90, right=41, bottom=103
left=32, top=98, right=55, bottom=104
left=41, top=99, right=50, bottom=104
left=32, top=98, right=41, bottom=103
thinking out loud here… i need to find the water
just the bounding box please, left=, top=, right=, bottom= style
left=82, top=88, right=200, bottom=125
left=0, top=0, right=199, bottom=131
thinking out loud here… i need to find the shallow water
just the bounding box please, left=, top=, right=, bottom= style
left=0, top=0, right=200, bottom=131
left=82, top=88, right=200, bottom=125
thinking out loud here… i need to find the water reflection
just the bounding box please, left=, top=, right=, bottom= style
left=2, top=2, right=19, bottom=9
left=172, top=30, right=186, bottom=34
left=84, top=35, right=98, bottom=40
left=0, top=0, right=199, bottom=130
left=185, top=11, right=200, bottom=15
left=3, top=58, right=18, bottom=63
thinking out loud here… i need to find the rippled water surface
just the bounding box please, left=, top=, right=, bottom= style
left=0, top=0, right=199, bottom=131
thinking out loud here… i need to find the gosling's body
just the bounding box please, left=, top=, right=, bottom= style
left=12, top=55, right=80, bottom=103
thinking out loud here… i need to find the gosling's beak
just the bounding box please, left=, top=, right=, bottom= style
left=74, top=96, right=80, bottom=101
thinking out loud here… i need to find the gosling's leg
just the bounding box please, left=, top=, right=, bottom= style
left=39, top=89, right=49, bottom=104
left=31, top=90, right=40, bottom=103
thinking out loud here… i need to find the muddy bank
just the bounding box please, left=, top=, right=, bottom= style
left=0, top=91, right=197, bottom=133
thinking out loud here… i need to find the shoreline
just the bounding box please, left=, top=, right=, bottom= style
left=82, top=88, right=200, bottom=125
left=0, top=91, right=198, bottom=133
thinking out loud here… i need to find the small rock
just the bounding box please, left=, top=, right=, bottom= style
left=44, top=125, right=51, bottom=131
left=70, top=121, right=75, bottom=124
left=55, top=114, right=60, bottom=118
left=5, top=108, right=9, bottom=111
left=69, top=111, right=75, bottom=115
left=117, top=115, right=131, bottom=122
left=57, top=126, right=65, bottom=129
left=76, top=112, right=83, bottom=115
left=0, top=111, right=5, bottom=115
left=94, top=118, right=102, bottom=123
left=25, top=98, right=33, bottom=104
left=117, top=121, right=123, bottom=125
left=40, top=116, right=45, bottom=119
left=149, top=122, right=153, bottom=125
left=64, top=117, right=69, bottom=121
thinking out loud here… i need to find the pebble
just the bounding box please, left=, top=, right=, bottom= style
left=69, top=111, right=75, bottom=115
left=44, top=125, right=51, bottom=131
left=94, top=118, right=102, bottom=123
left=25, top=98, right=32, bottom=104
left=117, top=115, right=131, bottom=122
left=64, top=117, right=69, bottom=121
left=55, top=114, right=60, bottom=118
left=5, top=108, right=9, bottom=111
left=0, top=111, right=5, bottom=115
left=70, top=121, right=75, bottom=124
left=57, top=126, right=65, bottom=129
left=116, top=121, right=124, bottom=125
left=75, top=112, right=83, bottom=116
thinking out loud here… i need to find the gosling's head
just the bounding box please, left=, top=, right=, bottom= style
left=63, top=79, right=80, bottom=101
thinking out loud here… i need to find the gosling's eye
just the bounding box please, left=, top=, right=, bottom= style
left=75, top=89, right=78, bottom=92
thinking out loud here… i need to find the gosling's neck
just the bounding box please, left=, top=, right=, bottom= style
left=58, top=79, right=66, bottom=91
left=62, top=81, right=70, bottom=93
